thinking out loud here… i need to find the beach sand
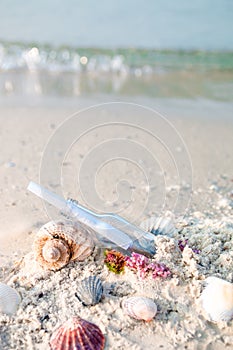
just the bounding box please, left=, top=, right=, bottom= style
left=0, top=100, right=233, bottom=349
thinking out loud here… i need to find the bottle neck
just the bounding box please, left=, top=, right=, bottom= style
left=66, top=199, right=100, bottom=226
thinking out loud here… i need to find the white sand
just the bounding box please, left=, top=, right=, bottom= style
left=1, top=216, right=233, bottom=350
left=0, top=102, right=233, bottom=349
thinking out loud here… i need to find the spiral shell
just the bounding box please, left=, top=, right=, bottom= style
left=140, top=215, right=177, bottom=237
left=200, top=276, right=233, bottom=322
left=122, top=296, right=157, bottom=321
left=50, top=316, right=105, bottom=350
left=0, top=282, right=21, bottom=315
left=33, top=221, right=94, bottom=271
left=75, top=276, right=103, bottom=306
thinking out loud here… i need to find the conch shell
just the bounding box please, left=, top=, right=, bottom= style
left=33, top=221, right=94, bottom=271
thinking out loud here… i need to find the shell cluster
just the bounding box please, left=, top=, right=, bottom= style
left=33, top=221, right=94, bottom=271
left=0, top=282, right=21, bottom=315
left=75, top=276, right=103, bottom=306
left=50, top=316, right=105, bottom=350
left=3, top=215, right=180, bottom=348
left=140, top=216, right=177, bottom=237
left=201, top=276, right=233, bottom=322
left=122, top=296, right=157, bottom=321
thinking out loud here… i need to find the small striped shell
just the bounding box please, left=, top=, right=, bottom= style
left=75, top=276, right=103, bottom=306
left=122, top=296, right=157, bottom=321
left=33, top=221, right=94, bottom=271
left=0, top=282, right=21, bottom=315
left=200, top=276, right=233, bottom=322
left=140, top=215, right=177, bottom=237
left=50, top=316, right=105, bottom=350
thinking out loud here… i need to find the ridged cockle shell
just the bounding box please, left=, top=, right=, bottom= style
left=200, top=276, right=233, bottom=322
left=33, top=221, right=94, bottom=271
left=50, top=316, right=105, bottom=350
left=0, top=282, right=21, bottom=315
left=75, top=276, right=103, bottom=306
left=122, top=296, right=157, bottom=321
left=140, top=215, right=177, bottom=237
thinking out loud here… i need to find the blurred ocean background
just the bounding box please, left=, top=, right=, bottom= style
left=0, top=0, right=232, bottom=104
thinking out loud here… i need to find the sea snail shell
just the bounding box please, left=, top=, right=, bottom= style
left=33, top=221, right=94, bottom=271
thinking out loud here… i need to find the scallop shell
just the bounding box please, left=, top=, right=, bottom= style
left=33, top=220, right=94, bottom=271
left=140, top=215, right=177, bottom=237
left=75, top=276, right=103, bottom=306
left=0, top=282, right=21, bottom=315
left=50, top=316, right=105, bottom=350
left=200, top=276, right=233, bottom=322
left=122, top=296, right=157, bottom=321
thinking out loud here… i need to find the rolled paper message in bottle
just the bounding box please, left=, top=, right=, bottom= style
left=27, top=181, right=155, bottom=256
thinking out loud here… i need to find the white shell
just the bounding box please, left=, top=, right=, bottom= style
left=200, top=276, right=233, bottom=322
left=0, top=282, right=21, bottom=315
left=122, top=296, right=157, bottom=321
left=140, top=215, right=177, bottom=237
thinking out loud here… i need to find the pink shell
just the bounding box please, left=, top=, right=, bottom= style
left=50, top=317, right=105, bottom=350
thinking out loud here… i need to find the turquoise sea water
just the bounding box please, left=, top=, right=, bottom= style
left=0, top=43, right=232, bottom=101
left=0, top=1, right=232, bottom=102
